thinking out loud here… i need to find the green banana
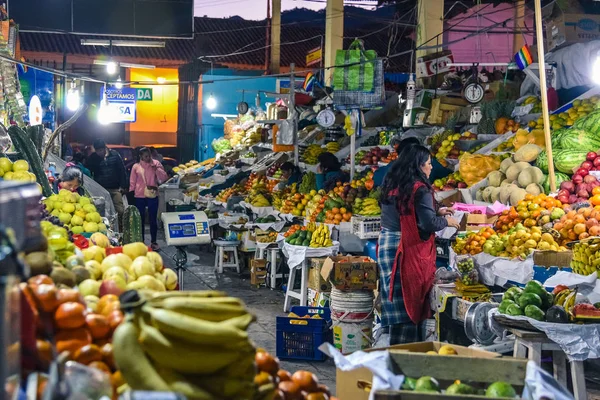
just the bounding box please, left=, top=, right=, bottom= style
left=156, top=367, right=215, bottom=400
left=112, top=314, right=171, bottom=392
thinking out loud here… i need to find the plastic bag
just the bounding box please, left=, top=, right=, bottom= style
left=211, top=138, right=232, bottom=153
left=459, top=153, right=501, bottom=187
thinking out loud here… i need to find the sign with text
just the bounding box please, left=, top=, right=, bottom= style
left=136, top=88, right=153, bottom=101
left=102, top=88, right=137, bottom=123
left=306, top=47, right=322, bottom=67
left=416, top=53, right=455, bottom=78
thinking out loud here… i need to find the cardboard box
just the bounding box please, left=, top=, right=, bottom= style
left=307, top=288, right=331, bottom=308
left=239, top=230, right=256, bottom=252
left=250, top=259, right=267, bottom=285
left=542, top=2, right=567, bottom=51
left=308, top=258, right=332, bottom=291
left=565, top=14, right=600, bottom=45
left=320, top=256, right=378, bottom=291
left=336, top=342, right=501, bottom=400
left=533, top=250, right=573, bottom=268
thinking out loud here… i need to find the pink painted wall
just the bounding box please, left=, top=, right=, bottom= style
left=444, top=3, right=534, bottom=65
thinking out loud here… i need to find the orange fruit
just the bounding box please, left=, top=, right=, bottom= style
left=332, top=207, right=340, bottom=214
left=339, top=207, right=347, bottom=214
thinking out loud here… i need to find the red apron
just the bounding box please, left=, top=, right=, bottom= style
left=389, top=182, right=437, bottom=324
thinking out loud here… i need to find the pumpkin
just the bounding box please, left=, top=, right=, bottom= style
left=85, top=314, right=110, bottom=340
left=34, top=284, right=59, bottom=313
left=106, top=310, right=124, bottom=331
left=74, top=344, right=103, bottom=365
left=101, top=343, right=115, bottom=370
left=55, top=302, right=86, bottom=329
left=88, top=361, right=111, bottom=375
left=55, top=327, right=91, bottom=355
left=57, top=289, right=84, bottom=306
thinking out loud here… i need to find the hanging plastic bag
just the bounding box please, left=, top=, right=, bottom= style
left=459, top=153, right=501, bottom=187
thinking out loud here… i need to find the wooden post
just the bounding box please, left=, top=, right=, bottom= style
left=534, top=0, right=556, bottom=192
left=324, top=0, right=343, bottom=86
left=270, top=0, right=281, bottom=74
left=513, top=0, right=526, bottom=54
left=416, top=0, right=444, bottom=60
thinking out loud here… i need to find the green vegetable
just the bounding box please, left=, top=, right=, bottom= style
left=122, top=205, right=142, bottom=244
left=524, top=304, right=545, bottom=321
left=498, top=300, right=515, bottom=314
left=518, top=292, right=543, bottom=309
left=7, top=126, right=53, bottom=197
left=506, top=304, right=523, bottom=316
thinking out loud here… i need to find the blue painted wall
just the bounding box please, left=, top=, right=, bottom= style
left=198, top=71, right=279, bottom=160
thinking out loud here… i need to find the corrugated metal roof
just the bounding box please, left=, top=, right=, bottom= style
left=20, top=16, right=411, bottom=71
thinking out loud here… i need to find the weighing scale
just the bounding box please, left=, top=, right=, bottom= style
left=161, top=211, right=211, bottom=290
left=464, top=301, right=515, bottom=354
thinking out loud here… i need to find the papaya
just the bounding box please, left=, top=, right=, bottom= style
left=524, top=305, right=545, bottom=321
left=518, top=293, right=542, bottom=309
left=498, top=300, right=515, bottom=314
left=506, top=304, right=523, bottom=316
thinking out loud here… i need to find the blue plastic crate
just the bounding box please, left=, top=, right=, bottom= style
left=276, top=306, right=331, bottom=361
left=507, top=266, right=573, bottom=289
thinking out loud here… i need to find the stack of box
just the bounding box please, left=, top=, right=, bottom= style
left=250, top=259, right=267, bottom=286
left=307, top=258, right=332, bottom=308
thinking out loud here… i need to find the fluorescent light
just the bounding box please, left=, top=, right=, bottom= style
left=94, top=60, right=155, bottom=70
left=106, top=61, right=117, bottom=75
left=81, top=39, right=165, bottom=48
left=206, top=94, right=217, bottom=110
left=156, top=77, right=166, bottom=84
left=115, top=77, right=123, bottom=89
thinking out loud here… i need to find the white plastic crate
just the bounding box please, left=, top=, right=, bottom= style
left=351, top=215, right=381, bottom=239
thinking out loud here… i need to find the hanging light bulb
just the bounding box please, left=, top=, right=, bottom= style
left=106, top=61, right=117, bottom=75
left=115, top=76, right=123, bottom=89
left=66, top=80, right=80, bottom=112
left=156, top=77, right=166, bottom=84
left=206, top=93, right=217, bottom=110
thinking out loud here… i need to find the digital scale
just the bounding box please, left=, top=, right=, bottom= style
left=161, top=211, right=211, bottom=290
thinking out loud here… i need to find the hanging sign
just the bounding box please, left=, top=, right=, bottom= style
left=28, top=95, right=42, bottom=126
left=102, top=88, right=137, bottom=123
left=136, top=88, right=153, bottom=101
left=306, top=47, right=322, bottom=67
left=416, top=53, right=455, bottom=78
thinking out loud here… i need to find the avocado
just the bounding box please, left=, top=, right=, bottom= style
left=518, top=292, right=542, bottom=309
left=503, top=286, right=522, bottom=302
left=524, top=304, right=545, bottom=321
left=485, top=381, right=517, bottom=398
left=524, top=280, right=546, bottom=298
left=506, top=304, right=524, bottom=316
left=541, top=291, right=554, bottom=310
left=401, top=377, right=417, bottom=390
left=25, top=252, right=53, bottom=276
left=414, top=376, right=440, bottom=393
left=50, top=267, right=76, bottom=287
left=546, top=305, right=569, bottom=323
left=498, top=300, right=515, bottom=314
left=302, top=239, right=310, bottom=247
left=446, top=382, right=475, bottom=395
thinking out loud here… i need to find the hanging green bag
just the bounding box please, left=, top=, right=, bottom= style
left=333, top=39, right=377, bottom=92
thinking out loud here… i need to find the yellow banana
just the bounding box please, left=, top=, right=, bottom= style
left=221, top=313, right=256, bottom=331
left=143, top=305, right=248, bottom=345
left=138, top=316, right=241, bottom=374
left=554, top=289, right=570, bottom=306
left=564, top=289, right=578, bottom=313
left=112, top=314, right=171, bottom=391
left=148, top=290, right=228, bottom=299
left=218, top=352, right=256, bottom=378
left=148, top=297, right=248, bottom=321
left=156, top=367, right=215, bottom=400
left=194, top=374, right=257, bottom=398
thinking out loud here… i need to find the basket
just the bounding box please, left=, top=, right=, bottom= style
left=276, top=306, right=332, bottom=361
left=492, top=314, right=541, bottom=332
left=351, top=215, right=381, bottom=239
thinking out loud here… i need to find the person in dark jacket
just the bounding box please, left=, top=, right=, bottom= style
left=72, top=152, right=91, bottom=178
left=316, top=152, right=348, bottom=191
left=379, top=145, right=459, bottom=344
left=86, top=139, right=128, bottom=232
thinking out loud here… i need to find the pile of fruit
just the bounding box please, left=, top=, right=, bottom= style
left=302, top=145, right=325, bottom=165
left=530, top=97, right=598, bottom=130
left=452, top=228, right=494, bottom=256
left=350, top=147, right=391, bottom=166
left=254, top=350, right=335, bottom=400
left=432, top=172, right=466, bottom=191
left=267, top=163, right=283, bottom=178
left=458, top=154, right=501, bottom=187
left=113, top=290, right=258, bottom=399
left=432, top=133, right=462, bottom=161
left=0, top=158, right=39, bottom=185
left=494, top=194, right=564, bottom=233
left=499, top=282, right=600, bottom=322
left=522, top=95, right=542, bottom=113
left=284, top=223, right=333, bottom=248
left=553, top=208, right=600, bottom=244
left=493, top=117, right=520, bottom=135
left=325, top=142, right=340, bottom=153
left=256, top=231, right=278, bottom=243
left=489, top=225, right=564, bottom=259
left=299, top=172, right=317, bottom=194
left=173, top=160, right=199, bottom=175
left=571, top=237, right=600, bottom=275
left=216, top=185, right=243, bottom=202
left=246, top=192, right=271, bottom=207
left=44, top=190, right=107, bottom=234
left=353, top=197, right=381, bottom=216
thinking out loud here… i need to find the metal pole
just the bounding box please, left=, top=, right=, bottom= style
left=534, top=0, right=556, bottom=193
left=290, top=63, right=299, bottom=165
left=350, top=110, right=356, bottom=181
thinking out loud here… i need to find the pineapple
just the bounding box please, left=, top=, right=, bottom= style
left=478, top=102, right=496, bottom=135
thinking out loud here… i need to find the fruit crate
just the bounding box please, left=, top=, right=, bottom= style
left=276, top=306, right=332, bottom=361
left=351, top=215, right=381, bottom=239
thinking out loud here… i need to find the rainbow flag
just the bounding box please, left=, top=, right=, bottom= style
left=514, top=45, right=533, bottom=70
left=302, top=72, right=315, bottom=92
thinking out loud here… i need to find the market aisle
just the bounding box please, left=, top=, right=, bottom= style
left=155, top=235, right=337, bottom=393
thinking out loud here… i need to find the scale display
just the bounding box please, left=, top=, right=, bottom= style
left=161, top=211, right=211, bottom=246
left=168, top=214, right=209, bottom=238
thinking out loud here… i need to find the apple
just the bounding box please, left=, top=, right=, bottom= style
left=573, top=174, right=584, bottom=185
left=560, top=181, right=575, bottom=193
left=557, top=195, right=569, bottom=204
left=584, top=175, right=598, bottom=184
left=569, top=194, right=579, bottom=204
left=99, top=277, right=126, bottom=297
left=588, top=152, right=598, bottom=162
left=582, top=161, right=594, bottom=171
left=578, top=189, right=590, bottom=199
left=594, top=158, right=600, bottom=168
left=576, top=168, right=590, bottom=177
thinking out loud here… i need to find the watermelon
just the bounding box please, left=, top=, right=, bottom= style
left=536, top=150, right=548, bottom=174
left=543, top=172, right=569, bottom=194
left=554, top=149, right=589, bottom=174
left=558, top=129, right=600, bottom=152
left=551, top=129, right=568, bottom=150
left=575, top=110, right=600, bottom=134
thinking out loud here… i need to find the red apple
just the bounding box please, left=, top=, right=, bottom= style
left=578, top=189, right=590, bottom=199
left=457, top=182, right=467, bottom=188
left=99, top=279, right=125, bottom=297
left=569, top=194, right=579, bottom=204
left=581, top=161, right=594, bottom=171
left=557, top=195, right=570, bottom=204
left=594, top=158, right=600, bottom=168
left=558, top=189, right=570, bottom=198
left=588, top=152, right=597, bottom=162
left=584, top=175, right=598, bottom=184
left=573, top=175, right=584, bottom=185
left=577, top=168, right=590, bottom=177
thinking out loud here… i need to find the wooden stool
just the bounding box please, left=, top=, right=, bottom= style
left=214, top=240, right=241, bottom=274
left=509, top=328, right=586, bottom=399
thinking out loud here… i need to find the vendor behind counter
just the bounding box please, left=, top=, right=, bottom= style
left=200, top=169, right=251, bottom=196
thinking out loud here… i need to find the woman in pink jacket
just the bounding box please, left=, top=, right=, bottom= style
left=130, top=147, right=168, bottom=250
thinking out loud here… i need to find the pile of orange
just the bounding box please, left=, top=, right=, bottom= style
left=554, top=207, right=600, bottom=243
left=283, top=224, right=304, bottom=238
left=267, top=179, right=278, bottom=192
left=380, top=150, right=398, bottom=164
left=324, top=207, right=352, bottom=224
left=453, top=227, right=495, bottom=255
left=495, top=194, right=563, bottom=232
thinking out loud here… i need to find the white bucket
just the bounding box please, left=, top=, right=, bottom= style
left=330, top=288, right=374, bottom=353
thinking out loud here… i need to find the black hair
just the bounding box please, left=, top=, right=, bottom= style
left=138, top=147, right=151, bottom=162
left=93, top=139, right=106, bottom=151
left=73, top=152, right=86, bottom=164
left=280, top=162, right=299, bottom=175
left=317, top=152, right=341, bottom=173
left=396, top=137, right=421, bottom=155
left=381, top=145, right=432, bottom=209
left=61, top=165, right=84, bottom=186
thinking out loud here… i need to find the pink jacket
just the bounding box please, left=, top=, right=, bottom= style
left=130, top=160, right=168, bottom=198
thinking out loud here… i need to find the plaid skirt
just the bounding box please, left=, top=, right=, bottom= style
left=377, top=229, right=411, bottom=327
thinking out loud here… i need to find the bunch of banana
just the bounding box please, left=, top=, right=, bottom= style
left=325, top=142, right=340, bottom=153
left=246, top=193, right=271, bottom=207
left=302, top=144, right=325, bottom=165
left=113, top=291, right=257, bottom=400
left=571, top=239, right=600, bottom=276
left=554, top=287, right=578, bottom=316
left=309, top=224, right=333, bottom=248
left=354, top=198, right=381, bottom=216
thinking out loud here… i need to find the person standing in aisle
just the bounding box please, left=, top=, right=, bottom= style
left=315, top=152, right=348, bottom=191
left=130, top=147, right=168, bottom=251
left=381, top=145, right=460, bottom=344
left=87, top=139, right=128, bottom=232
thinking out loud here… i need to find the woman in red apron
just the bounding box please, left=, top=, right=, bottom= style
left=386, top=145, right=460, bottom=344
